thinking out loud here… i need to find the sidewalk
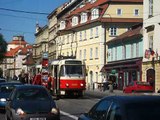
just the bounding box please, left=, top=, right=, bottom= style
left=85, top=89, right=160, bottom=98
left=84, top=89, right=124, bottom=98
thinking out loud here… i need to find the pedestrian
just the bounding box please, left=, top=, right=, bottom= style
left=47, top=73, right=53, bottom=93
left=13, top=74, right=18, bottom=81
left=102, top=76, right=107, bottom=91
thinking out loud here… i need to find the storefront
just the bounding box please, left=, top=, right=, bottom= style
left=101, top=57, right=142, bottom=90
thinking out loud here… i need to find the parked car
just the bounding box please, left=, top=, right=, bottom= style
left=78, top=95, right=160, bottom=120
left=0, top=78, right=6, bottom=83
left=123, top=81, right=153, bottom=93
left=0, top=82, right=22, bottom=110
left=5, top=85, right=60, bottom=120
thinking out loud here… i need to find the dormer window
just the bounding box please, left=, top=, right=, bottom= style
left=59, top=21, right=66, bottom=30
left=81, top=12, right=87, bottom=23
left=91, top=8, right=99, bottom=20
left=72, top=16, right=78, bottom=26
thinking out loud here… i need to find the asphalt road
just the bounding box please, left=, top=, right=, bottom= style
left=0, top=94, right=100, bottom=120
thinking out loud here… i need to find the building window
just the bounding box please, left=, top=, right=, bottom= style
left=109, top=27, right=117, bottom=36
left=75, top=32, right=77, bottom=42
left=149, top=0, right=153, bottom=17
left=136, top=42, right=139, bottom=57
left=72, top=16, right=78, bottom=26
left=117, top=9, right=122, bottom=15
left=81, top=12, right=87, bottom=23
left=115, top=47, right=117, bottom=60
left=67, top=35, right=69, bottom=44
left=91, top=8, right=99, bottom=20
left=84, top=49, right=86, bottom=60
left=111, top=48, right=113, bottom=61
left=84, top=30, right=87, bottom=40
left=95, top=26, right=99, bottom=37
left=79, top=50, right=82, bottom=59
left=90, top=48, right=93, bottom=59
left=122, top=45, right=126, bottom=59
left=131, top=44, right=134, bottom=58
left=90, top=28, right=93, bottom=39
left=80, top=31, right=82, bottom=41
left=95, top=47, right=98, bottom=59
left=149, top=35, right=153, bottom=50
left=134, top=9, right=139, bottom=16
left=59, top=21, right=66, bottom=30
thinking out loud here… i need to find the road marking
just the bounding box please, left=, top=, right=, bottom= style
left=60, top=110, right=78, bottom=120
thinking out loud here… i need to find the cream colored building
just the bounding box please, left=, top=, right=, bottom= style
left=143, top=0, right=160, bottom=92
left=56, top=0, right=143, bottom=89
left=33, top=25, right=49, bottom=73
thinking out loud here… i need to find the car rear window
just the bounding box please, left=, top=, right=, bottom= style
left=126, top=101, right=160, bottom=120
left=15, top=88, right=50, bottom=101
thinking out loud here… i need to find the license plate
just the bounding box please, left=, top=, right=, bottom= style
left=60, top=91, right=65, bottom=95
left=30, top=118, right=46, bottom=120
left=72, top=84, right=78, bottom=86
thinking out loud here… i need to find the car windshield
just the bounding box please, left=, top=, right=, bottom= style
left=126, top=101, right=160, bottom=120
left=60, top=65, right=84, bottom=77
left=15, top=88, right=50, bottom=101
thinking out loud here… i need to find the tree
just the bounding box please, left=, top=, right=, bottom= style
left=0, top=34, right=7, bottom=63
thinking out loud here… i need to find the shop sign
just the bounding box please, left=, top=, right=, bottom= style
left=111, top=69, right=116, bottom=74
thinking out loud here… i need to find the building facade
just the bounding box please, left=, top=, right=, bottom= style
left=56, top=0, right=143, bottom=89
left=143, top=0, right=160, bottom=92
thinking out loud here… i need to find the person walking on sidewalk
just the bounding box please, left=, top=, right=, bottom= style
left=102, top=76, right=108, bottom=91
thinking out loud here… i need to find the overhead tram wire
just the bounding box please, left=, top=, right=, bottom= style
left=0, top=7, right=49, bottom=15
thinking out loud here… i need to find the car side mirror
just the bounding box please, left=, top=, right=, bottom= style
left=6, top=98, right=11, bottom=101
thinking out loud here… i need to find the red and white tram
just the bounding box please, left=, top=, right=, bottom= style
left=50, top=59, right=86, bottom=97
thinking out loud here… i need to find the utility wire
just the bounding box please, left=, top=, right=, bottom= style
left=0, top=7, right=49, bottom=15
left=0, top=13, right=47, bottom=21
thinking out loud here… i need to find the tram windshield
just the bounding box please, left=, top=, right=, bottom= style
left=60, top=65, right=85, bottom=77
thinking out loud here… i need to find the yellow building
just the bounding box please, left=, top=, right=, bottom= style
left=33, top=25, right=48, bottom=73
left=56, top=0, right=143, bottom=89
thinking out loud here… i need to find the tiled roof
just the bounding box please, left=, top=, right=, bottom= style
left=5, top=45, right=33, bottom=57
left=106, top=25, right=142, bottom=44
left=5, top=46, right=22, bottom=57
left=8, top=40, right=28, bottom=45
left=60, top=0, right=143, bottom=31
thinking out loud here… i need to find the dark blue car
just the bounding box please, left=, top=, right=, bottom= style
left=5, top=85, right=60, bottom=120
left=0, top=82, right=22, bottom=110
left=78, top=95, right=160, bottom=120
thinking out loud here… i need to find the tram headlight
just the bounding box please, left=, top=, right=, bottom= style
left=80, top=83, right=84, bottom=87
left=66, top=83, right=69, bottom=87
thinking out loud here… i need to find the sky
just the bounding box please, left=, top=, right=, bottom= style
left=0, top=0, right=68, bottom=44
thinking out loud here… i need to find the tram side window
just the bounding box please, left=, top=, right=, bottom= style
left=60, top=66, right=65, bottom=76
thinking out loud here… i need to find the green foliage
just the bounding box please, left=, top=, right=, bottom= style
left=0, top=34, right=7, bottom=62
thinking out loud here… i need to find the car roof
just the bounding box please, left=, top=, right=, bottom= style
left=102, top=95, right=160, bottom=105
left=0, top=82, right=22, bottom=85
left=15, top=84, right=45, bottom=89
